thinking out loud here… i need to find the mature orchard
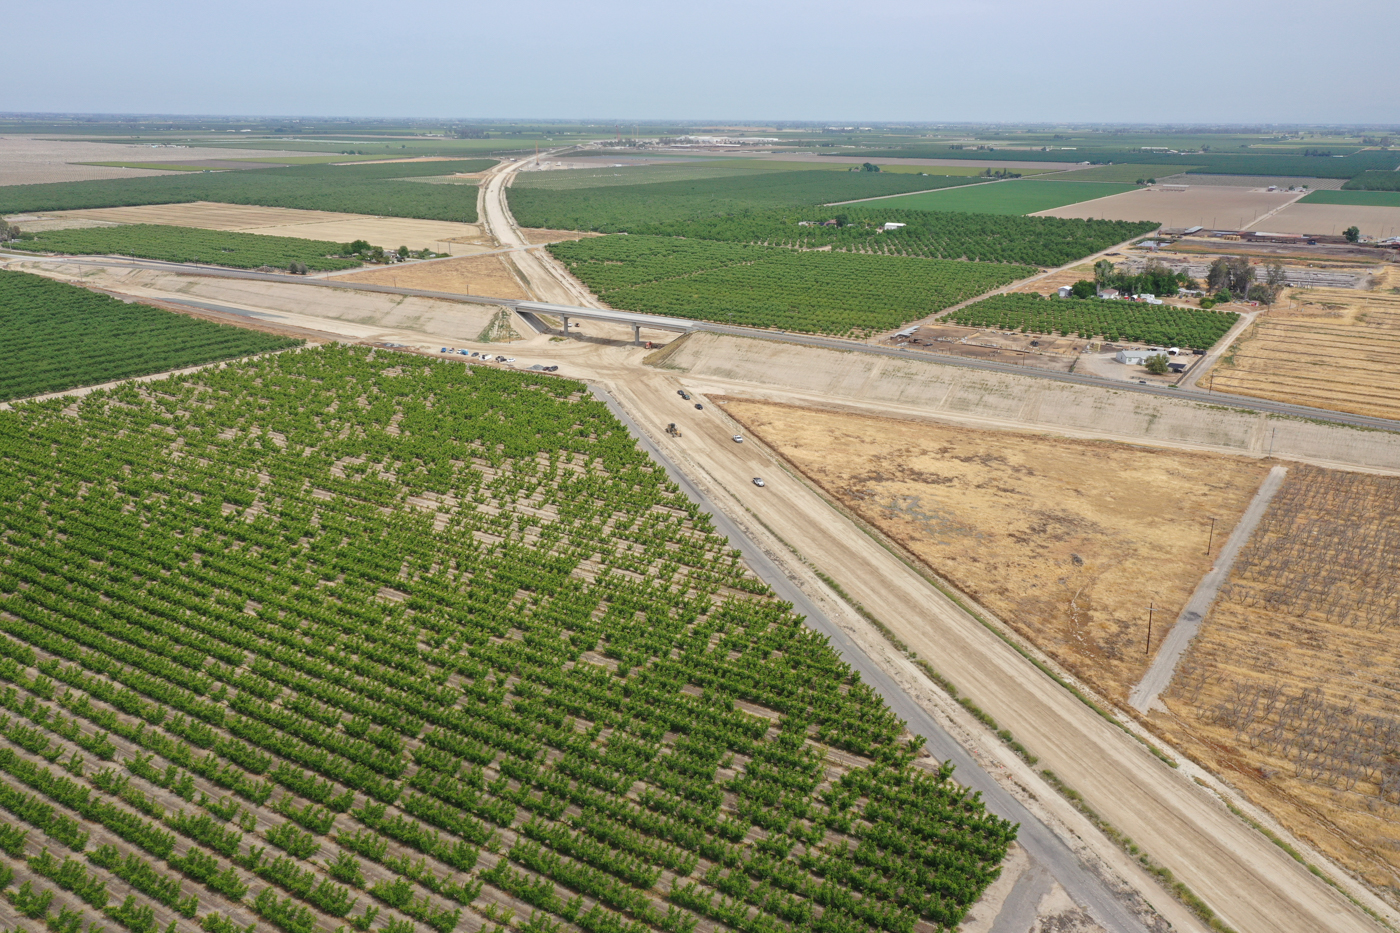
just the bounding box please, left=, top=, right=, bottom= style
left=0, top=348, right=1015, bottom=933
left=550, top=236, right=1030, bottom=336
left=946, top=293, right=1238, bottom=348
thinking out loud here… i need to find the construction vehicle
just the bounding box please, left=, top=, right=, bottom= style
left=665, top=423, right=682, bottom=437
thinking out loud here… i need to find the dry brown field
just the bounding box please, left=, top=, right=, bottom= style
left=1034, top=186, right=1299, bottom=229
left=719, top=398, right=1269, bottom=702
left=43, top=202, right=494, bottom=253
left=887, top=322, right=1088, bottom=372
left=0, top=136, right=318, bottom=185
left=1253, top=202, right=1400, bottom=239
left=1007, top=263, right=1095, bottom=294
left=1202, top=271, right=1400, bottom=420
left=335, top=253, right=529, bottom=299
left=1155, top=464, right=1400, bottom=892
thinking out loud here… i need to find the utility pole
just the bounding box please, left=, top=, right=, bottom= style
left=1144, top=601, right=1156, bottom=656
left=1206, top=517, right=1216, bottom=555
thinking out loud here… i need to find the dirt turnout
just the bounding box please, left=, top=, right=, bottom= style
left=720, top=398, right=1269, bottom=702
left=1203, top=272, right=1400, bottom=420
left=1158, top=465, right=1400, bottom=891
left=335, top=253, right=528, bottom=299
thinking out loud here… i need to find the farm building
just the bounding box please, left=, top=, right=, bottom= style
left=1116, top=348, right=1159, bottom=365
left=1098, top=287, right=1121, bottom=300
left=882, top=222, right=907, bottom=232
left=1058, top=285, right=1074, bottom=298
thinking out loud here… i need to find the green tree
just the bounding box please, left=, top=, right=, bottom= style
left=1343, top=225, right=1361, bottom=243
left=861, top=162, right=880, bottom=173
left=1094, top=259, right=1116, bottom=285
left=397, top=245, right=410, bottom=259
left=1070, top=279, right=1096, bottom=299
left=1144, top=354, right=1170, bottom=375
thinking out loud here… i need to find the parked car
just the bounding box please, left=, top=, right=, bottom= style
left=752, top=478, right=765, bottom=487
left=732, top=435, right=744, bottom=443
left=677, top=390, right=691, bottom=400
left=694, top=403, right=703, bottom=410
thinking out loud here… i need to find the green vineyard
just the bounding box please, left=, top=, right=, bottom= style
left=549, top=236, right=1032, bottom=336
left=0, top=270, right=302, bottom=402
left=946, top=293, right=1238, bottom=347
left=0, top=347, right=1016, bottom=933
left=14, top=225, right=362, bottom=272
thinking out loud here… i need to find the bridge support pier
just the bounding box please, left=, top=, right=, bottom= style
left=561, top=315, right=570, bottom=335
left=632, top=324, right=641, bottom=346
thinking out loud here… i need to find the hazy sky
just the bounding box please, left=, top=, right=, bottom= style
left=7, top=0, right=1398, bottom=125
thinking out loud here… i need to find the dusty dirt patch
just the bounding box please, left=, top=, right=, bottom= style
left=521, top=227, right=605, bottom=245
left=1035, top=186, right=1299, bottom=230
left=46, top=202, right=492, bottom=253
left=335, top=253, right=528, bottom=299
left=1156, top=464, right=1400, bottom=891
left=1202, top=272, right=1400, bottom=420
left=720, top=398, right=1269, bottom=703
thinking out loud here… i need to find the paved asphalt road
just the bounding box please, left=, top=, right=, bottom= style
left=589, top=383, right=1154, bottom=933
left=7, top=251, right=1395, bottom=436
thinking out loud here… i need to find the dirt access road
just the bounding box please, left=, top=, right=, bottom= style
left=479, top=151, right=603, bottom=307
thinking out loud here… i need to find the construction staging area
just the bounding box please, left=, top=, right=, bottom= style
left=7, top=142, right=1400, bottom=933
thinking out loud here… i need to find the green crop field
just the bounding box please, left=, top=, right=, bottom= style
left=1338, top=171, right=1400, bottom=193
left=863, top=180, right=1137, bottom=216
left=507, top=171, right=982, bottom=231
left=0, top=160, right=495, bottom=223
left=1038, top=164, right=1191, bottom=183
left=946, top=293, right=1238, bottom=348
left=13, top=225, right=363, bottom=272
left=0, top=346, right=1016, bottom=933
left=550, top=236, right=1031, bottom=335
left=0, top=270, right=301, bottom=401
left=1301, top=189, right=1400, bottom=207
left=617, top=209, right=1157, bottom=268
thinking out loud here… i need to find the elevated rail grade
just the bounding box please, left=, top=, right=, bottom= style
left=515, top=300, right=696, bottom=344
left=7, top=254, right=1400, bottom=435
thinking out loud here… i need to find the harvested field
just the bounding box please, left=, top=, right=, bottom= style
left=1202, top=273, right=1400, bottom=420
left=1251, top=201, right=1400, bottom=239
left=40, top=201, right=492, bottom=253
left=719, top=398, right=1269, bottom=702
left=335, top=253, right=528, bottom=300
left=1156, top=464, right=1400, bottom=891
left=0, top=136, right=314, bottom=185
left=1007, top=262, right=1095, bottom=294
left=1154, top=174, right=1346, bottom=190
left=1035, top=186, right=1299, bottom=230
left=861, top=180, right=1136, bottom=215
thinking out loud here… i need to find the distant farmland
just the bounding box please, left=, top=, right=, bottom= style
left=854, top=180, right=1137, bottom=215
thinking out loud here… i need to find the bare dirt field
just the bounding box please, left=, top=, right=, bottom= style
left=1154, top=174, right=1346, bottom=190
left=335, top=252, right=528, bottom=299
left=0, top=136, right=314, bottom=185
left=1008, top=262, right=1097, bottom=294
left=1202, top=270, right=1400, bottom=420
left=884, top=321, right=1089, bottom=372
left=521, top=227, right=604, bottom=245
left=1251, top=202, right=1400, bottom=239
left=41, top=201, right=494, bottom=253
left=719, top=398, right=1269, bottom=703
left=1035, top=186, right=1300, bottom=230
left=1156, top=464, right=1400, bottom=892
